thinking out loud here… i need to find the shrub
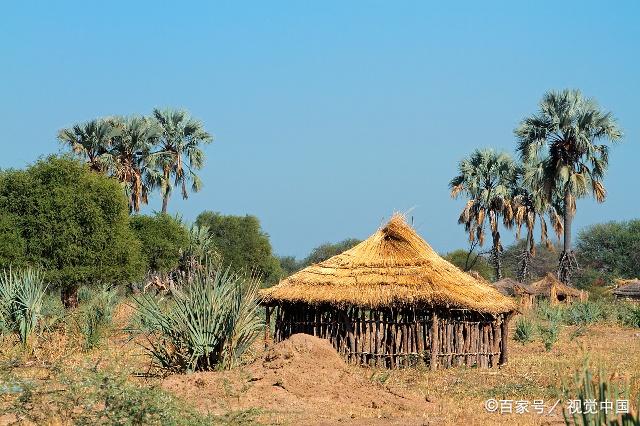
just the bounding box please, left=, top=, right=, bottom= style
left=0, top=268, right=46, bottom=345
left=538, top=321, right=559, bottom=351
left=195, top=212, right=283, bottom=285
left=0, top=156, right=144, bottom=308
left=133, top=265, right=263, bottom=372
left=566, top=301, right=604, bottom=326
left=130, top=214, right=189, bottom=274
left=534, top=300, right=565, bottom=323
left=617, top=303, right=640, bottom=328
left=76, top=287, right=119, bottom=350
left=513, top=317, right=535, bottom=345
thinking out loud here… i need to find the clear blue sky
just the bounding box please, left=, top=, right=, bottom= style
left=1, top=1, right=638, bottom=258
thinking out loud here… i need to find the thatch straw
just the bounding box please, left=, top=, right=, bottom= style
left=493, top=278, right=534, bottom=297
left=261, top=214, right=517, bottom=314
left=528, top=273, right=583, bottom=298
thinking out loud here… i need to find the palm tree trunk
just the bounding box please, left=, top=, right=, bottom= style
left=558, top=187, right=574, bottom=284
left=491, top=231, right=503, bottom=280
left=161, top=193, right=170, bottom=214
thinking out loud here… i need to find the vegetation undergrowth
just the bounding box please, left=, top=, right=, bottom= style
left=133, top=265, right=263, bottom=372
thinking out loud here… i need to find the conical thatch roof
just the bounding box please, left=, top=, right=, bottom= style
left=261, top=215, right=517, bottom=314
left=493, top=278, right=534, bottom=297
left=613, top=280, right=640, bottom=297
left=528, top=273, right=583, bottom=298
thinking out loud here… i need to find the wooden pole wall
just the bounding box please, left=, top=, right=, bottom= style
left=269, top=303, right=511, bottom=369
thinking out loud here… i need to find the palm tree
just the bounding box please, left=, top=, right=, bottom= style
left=450, top=149, right=518, bottom=280
left=512, top=166, right=563, bottom=282
left=57, top=119, right=119, bottom=172
left=102, top=116, right=160, bottom=212
left=515, top=89, right=622, bottom=283
left=151, top=108, right=213, bottom=213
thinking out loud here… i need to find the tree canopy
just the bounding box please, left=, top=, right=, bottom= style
left=0, top=156, right=144, bottom=306
left=195, top=211, right=282, bottom=285
left=130, top=214, right=189, bottom=274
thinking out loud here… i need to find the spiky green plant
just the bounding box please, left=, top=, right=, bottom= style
left=77, top=287, right=119, bottom=350
left=563, top=367, right=639, bottom=425
left=513, top=317, right=535, bottom=345
left=133, top=266, right=262, bottom=372
left=539, top=321, right=559, bottom=351
left=0, top=268, right=47, bottom=345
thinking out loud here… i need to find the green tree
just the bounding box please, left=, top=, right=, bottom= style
left=501, top=240, right=560, bottom=282
left=515, top=89, right=623, bottom=283
left=301, top=238, right=362, bottom=267
left=130, top=214, right=189, bottom=274
left=278, top=256, right=302, bottom=277
left=0, top=156, right=144, bottom=308
left=57, top=118, right=118, bottom=172
left=151, top=109, right=213, bottom=213
left=0, top=213, right=26, bottom=268
left=195, top=211, right=282, bottom=285
left=511, top=165, right=563, bottom=282
left=102, top=116, right=161, bottom=212
left=576, top=220, right=640, bottom=280
left=443, top=249, right=493, bottom=281
left=449, top=149, right=518, bottom=280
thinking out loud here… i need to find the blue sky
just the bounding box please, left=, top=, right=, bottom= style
left=1, top=1, right=638, bottom=258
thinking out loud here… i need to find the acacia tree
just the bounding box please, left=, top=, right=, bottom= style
left=151, top=108, right=213, bottom=213
left=450, top=149, right=518, bottom=280
left=515, top=89, right=622, bottom=284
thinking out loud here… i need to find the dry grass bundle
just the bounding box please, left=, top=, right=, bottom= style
left=261, top=214, right=516, bottom=314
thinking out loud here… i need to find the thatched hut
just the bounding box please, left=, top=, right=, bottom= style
left=493, top=278, right=535, bottom=310
left=260, top=215, right=517, bottom=369
left=528, top=273, right=587, bottom=305
left=612, top=280, right=640, bottom=302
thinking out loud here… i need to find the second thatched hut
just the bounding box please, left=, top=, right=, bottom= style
left=493, top=278, right=536, bottom=310
left=528, top=273, right=587, bottom=305
left=260, top=215, right=517, bottom=369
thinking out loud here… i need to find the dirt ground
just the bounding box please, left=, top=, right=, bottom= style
left=1, top=303, right=639, bottom=425
left=163, top=334, right=431, bottom=425
left=162, top=326, right=640, bottom=425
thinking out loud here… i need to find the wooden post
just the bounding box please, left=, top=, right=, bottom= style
left=264, top=306, right=271, bottom=348
left=499, top=313, right=512, bottom=366
left=430, top=311, right=438, bottom=370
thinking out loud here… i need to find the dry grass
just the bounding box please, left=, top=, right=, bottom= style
left=0, top=300, right=638, bottom=425
left=261, top=214, right=516, bottom=314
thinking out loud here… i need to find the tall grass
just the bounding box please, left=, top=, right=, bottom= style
left=0, top=268, right=46, bottom=345
left=133, top=266, right=263, bottom=372
left=563, top=367, right=639, bottom=426
left=77, top=287, right=119, bottom=350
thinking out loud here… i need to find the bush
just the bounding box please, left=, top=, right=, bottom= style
left=133, top=265, right=263, bottom=372
left=76, top=287, right=119, bottom=350
left=195, top=212, right=282, bottom=285
left=130, top=214, right=189, bottom=274
left=513, top=317, right=535, bottom=345
left=566, top=301, right=605, bottom=326
left=538, top=321, right=559, bottom=351
left=534, top=300, right=565, bottom=323
left=0, top=156, right=144, bottom=307
left=0, top=268, right=46, bottom=345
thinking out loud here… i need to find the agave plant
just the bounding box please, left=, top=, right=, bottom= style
left=0, top=268, right=47, bottom=345
left=133, top=266, right=262, bottom=372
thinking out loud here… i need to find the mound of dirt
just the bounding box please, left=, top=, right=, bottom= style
left=162, top=333, right=430, bottom=424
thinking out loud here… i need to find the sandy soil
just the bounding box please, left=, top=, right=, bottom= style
left=162, top=334, right=433, bottom=425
